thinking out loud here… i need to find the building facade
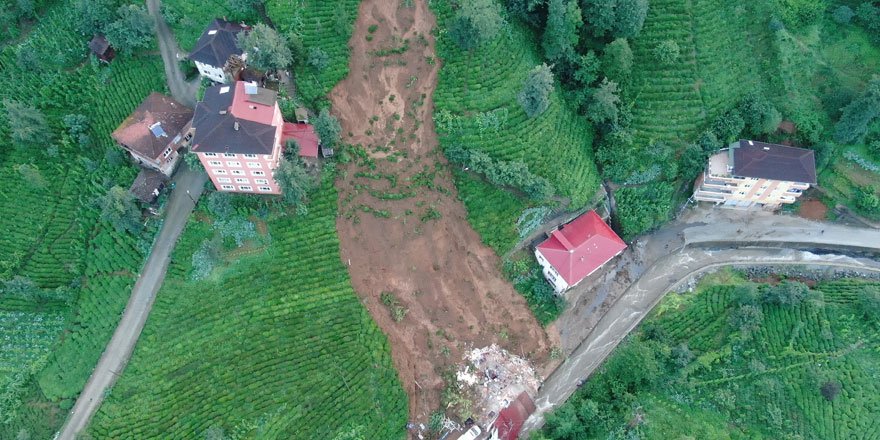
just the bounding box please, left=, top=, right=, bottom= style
left=189, top=19, right=249, bottom=83
left=111, top=93, right=193, bottom=176
left=191, top=81, right=284, bottom=194
left=693, top=140, right=817, bottom=209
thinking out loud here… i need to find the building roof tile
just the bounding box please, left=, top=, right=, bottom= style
left=188, top=18, right=247, bottom=67
left=111, top=93, right=193, bottom=159
left=536, top=211, right=627, bottom=287
left=733, top=140, right=817, bottom=184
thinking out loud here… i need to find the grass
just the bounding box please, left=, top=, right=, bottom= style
left=431, top=2, right=601, bottom=255
left=539, top=274, right=880, bottom=439
left=87, top=173, right=408, bottom=439
left=267, top=0, right=361, bottom=107
left=0, top=1, right=168, bottom=436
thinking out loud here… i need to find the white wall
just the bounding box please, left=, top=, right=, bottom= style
left=534, top=249, right=569, bottom=293
left=195, top=61, right=228, bottom=83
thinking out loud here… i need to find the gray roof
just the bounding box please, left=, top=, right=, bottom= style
left=732, top=140, right=817, bottom=184
left=188, top=19, right=247, bottom=67
left=191, top=84, right=276, bottom=154
left=129, top=169, right=167, bottom=203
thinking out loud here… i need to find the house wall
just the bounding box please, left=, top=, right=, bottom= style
left=198, top=150, right=281, bottom=194
left=195, top=61, right=228, bottom=83
left=693, top=171, right=810, bottom=209
left=124, top=142, right=182, bottom=177
left=534, top=249, right=569, bottom=293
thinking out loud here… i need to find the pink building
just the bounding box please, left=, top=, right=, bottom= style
left=191, top=81, right=284, bottom=194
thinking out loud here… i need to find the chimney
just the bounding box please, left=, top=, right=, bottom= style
left=219, top=110, right=227, bottom=115
left=234, top=121, right=240, bottom=131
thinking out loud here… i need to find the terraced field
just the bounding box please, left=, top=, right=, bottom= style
left=430, top=4, right=600, bottom=255
left=541, top=275, right=880, bottom=439
left=627, top=0, right=759, bottom=145
left=268, top=0, right=361, bottom=107
left=87, top=174, right=408, bottom=439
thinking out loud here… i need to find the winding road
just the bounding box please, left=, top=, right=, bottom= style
left=55, top=2, right=205, bottom=438
left=521, top=209, right=880, bottom=434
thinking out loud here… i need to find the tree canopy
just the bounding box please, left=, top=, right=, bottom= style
left=99, top=186, right=143, bottom=235
left=274, top=156, right=316, bottom=213
left=449, top=0, right=504, bottom=50
left=2, top=99, right=50, bottom=147
left=105, top=4, right=154, bottom=53
left=541, top=0, right=581, bottom=64
left=601, top=38, right=633, bottom=82
left=834, top=77, right=880, bottom=144
left=313, top=109, right=342, bottom=147
left=518, top=63, right=555, bottom=118
left=237, top=23, right=292, bottom=71
left=73, top=0, right=115, bottom=36
left=587, top=78, right=621, bottom=125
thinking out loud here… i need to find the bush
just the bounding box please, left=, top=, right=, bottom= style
left=729, top=304, right=765, bottom=337
left=653, top=39, right=680, bottom=64
left=307, top=47, right=329, bottom=71
left=820, top=381, right=841, bottom=401
left=712, top=109, right=745, bottom=143
left=518, top=63, right=555, bottom=118
left=762, top=280, right=808, bottom=306
left=832, top=5, right=855, bottom=24
left=207, top=192, right=234, bottom=219
left=855, top=186, right=880, bottom=214
left=448, top=0, right=504, bottom=50
left=834, top=77, right=880, bottom=144
left=445, top=145, right=555, bottom=200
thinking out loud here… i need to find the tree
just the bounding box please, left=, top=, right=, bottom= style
left=237, top=23, right=292, bottom=71
left=857, top=2, right=880, bottom=36
left=833, top=5, right=855, bottom=24
left=518, top=63, right=554, bottom=118
left=587, top=78, right=621, bottom=125
left=573, top=51, right=600, bottom=86
left=541, top=0, right=581, bottom=64
left=820, top=381, right=842, bottom=401
left=581, top=0, right=616, bottom=37
left=855, top=186, right=880, bottom=214
left=614, top=0, right=648, bottom=38
left=738, top=92, right=782, bottom=135
left=602, top=38, right=633, bottom=82
left=856, top=285, right=880, bottom=321
left=99, top=186, right=143, bottom=234
left=105, top=5, right=154, bottom=53
left=762, top=280, right=808, bottom=306
left=16, top=0, right=35, bottom=20
left=207, top=192, right=235, bottom=219
left=729, top=304, right=764, bottom=337
left=711, top=109, right=745, bottom=143
left=679, top=144, right=706, bottom=183
left=653, top=39, right=680, bottom=64
left=834, top=77, right=880, bottom=144
left=73, top=0, right=115, bottom=35
left=226, top=0, right=265, bottom=15
left=307, top=47, right=329, bottom=71
left=2, top=99, right=49, bottom=147
left=314, top=109, right=342, bottom=147
left=448, top=0, right=504, bottom=50
left=62, top=113, right=91, bottom=147
left=274, top=156, right=316, bottom=212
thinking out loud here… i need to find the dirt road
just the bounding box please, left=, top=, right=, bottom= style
left=145, top=0, right=198, bottom=106
left=56, top=163, right=206, bottom=440
left=329, top=0, right=553, bottom=422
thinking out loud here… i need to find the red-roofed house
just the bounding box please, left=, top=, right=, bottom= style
left=487, top=392, right=535, bottom=440
left=281, top=122, right=319, bottom=158
left=535, top=210, right=627, bottom=293
left=112, top=93, right=193, bottom=176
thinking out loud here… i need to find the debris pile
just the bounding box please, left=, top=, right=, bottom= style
left=456, top=344, right=541, bottom=424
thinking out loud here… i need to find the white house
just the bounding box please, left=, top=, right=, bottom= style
left=189, top=19, right=249, bottom=83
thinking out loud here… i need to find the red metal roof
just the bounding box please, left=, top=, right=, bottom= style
left=282, top=122, right=319, bottom=158
left=493, top=392, right=536, bottom=440
left=536, top=210, right=626, bottom=286
left=230, top=81, right=277, bottom=125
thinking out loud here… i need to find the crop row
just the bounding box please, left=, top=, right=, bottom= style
left=88, top=175, right=408, bottom=439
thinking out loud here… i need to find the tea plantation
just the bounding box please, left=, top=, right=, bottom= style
left=538, top=275, right=880, bottom=439
left=0, top=0, right=167, bottom=437
left=86, top=173, right=408, bottom=439
left=430, top=1, right=601, bottom=254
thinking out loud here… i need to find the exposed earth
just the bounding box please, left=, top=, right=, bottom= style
left=797, top=199, right=828, bottom=220
left=329, top=0, right=555, bottom=424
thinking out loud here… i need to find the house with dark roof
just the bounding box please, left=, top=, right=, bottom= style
left=189, top=18, right=249, bottom=83
left=534, top=210, right=627, bottom=293
left=693, top=140, right=817, bottom=209
left=191, top=81, right=286, bottom=194
left=88, top=34, right=115, bottom=63
left=112, top=93, right=194, bottom=176
left=130, top=168, right=168, bottom=204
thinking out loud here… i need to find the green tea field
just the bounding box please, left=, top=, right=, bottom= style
left=86, top=173, right=408, bottom=439
left=539, top=274, right=880, bottom=439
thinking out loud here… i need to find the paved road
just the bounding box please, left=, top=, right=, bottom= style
left=522, top=209, right=880, bottom=435
left=145, top=0, right=199, bottom=106
left=56, top=163, right=206, bottom=440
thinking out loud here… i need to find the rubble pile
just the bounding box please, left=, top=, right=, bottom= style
left=456, top=344, right=541, bottom=423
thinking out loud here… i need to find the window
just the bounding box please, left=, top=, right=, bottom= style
left=263, top=155, right=273, bottom=160
left=239, top=185, right=253, bottom=191
left=235, top=178, right=249, bottom=184
left=738, top=191, right=746, bottom=195
left=258, top=186, right=272, bottom=192
left=247, top=162, right=262, bottom=168
left=226, top=161, right=242, bottom=167
left=163, top=147, right=173, bottom=158
left=252, top=170, right=265, bottom=176
left=244, top=154, right=257, bottom=158
left=204, top=152, right=217, bottom=157
left=255, top=179, right=268, bottom=185
left=217, top=177, right=232, bottom=183
left=212, top=169, right=227, bottom=175
left=220, top=184, right=234, bottom=190
left=231, top=169, right=245, bottom=176
left=223, top=153, right=236, bottom=158
left=208, top=160, right=222, bottom=166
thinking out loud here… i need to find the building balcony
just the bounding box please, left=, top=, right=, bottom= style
left=694, top=191, right=727, bottom=201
